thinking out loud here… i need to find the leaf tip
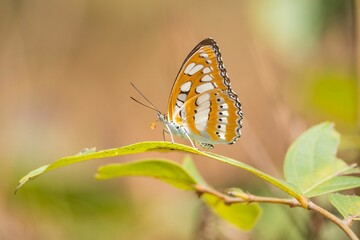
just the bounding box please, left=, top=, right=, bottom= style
left=94, top=171, right=104, bottom=180
left=94, top=167, right=106, bottom=180
left=14, top=183, right=21, bottom=195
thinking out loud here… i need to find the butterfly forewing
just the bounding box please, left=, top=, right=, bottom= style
left=168, top=38, right=230, bottom=120
left=167, top=38, right=243, bottom=146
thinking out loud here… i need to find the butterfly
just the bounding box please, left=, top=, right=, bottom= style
left=132, top=38, right=243, bottom=149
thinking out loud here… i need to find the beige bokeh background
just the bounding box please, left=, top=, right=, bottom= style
left=1, top=0, right=358, bottom=239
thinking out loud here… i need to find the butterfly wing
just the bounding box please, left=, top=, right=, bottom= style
left=167, top=38, right=243, bottom=146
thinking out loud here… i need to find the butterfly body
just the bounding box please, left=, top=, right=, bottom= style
left=158, top=38, right=243, bottom=149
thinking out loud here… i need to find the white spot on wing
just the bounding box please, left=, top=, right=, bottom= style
left=180, top=81, right=192, bottom=92
left=220, top=111, right=229, bottom=116
left=220, top=117, right=228, bottom=124
left=176, top=100, right=183, bottom=107
left=180, top=109, right=186, bottom=119
left=175, top=105, right=180, bottom=113
left=196, top=101, right=210, bottom=112
left=219, top=124, right=226, bottom=131
left=188, top=64, right=204, bottom=76
left=196, top=83, right=214, bottom=94
left=196, top=93, right=210, bottom=105
left=201, top=75, right=213, bottom=82
left=217, top=132, right=225, bottom=139
left=220, top=103, right=228, bottom=109
left=206, top=59, right=212, bottom=64
left=184, top=63, right=195, bottom=74
left=178, top=93, right=186, bottom=101
left=195, top=123, right=206, bottom=132
left=200, top=53, right=208, bottom=58
left=202, top=67, right=212, bottom=74
left=195, top=108, right=210, bottom=131
left=216, top=96, right=225, bottom=104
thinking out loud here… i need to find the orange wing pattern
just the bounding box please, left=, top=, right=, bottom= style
left=167, top=38, right=242, bottom=147
left=179, top=89, right=242, bottom=145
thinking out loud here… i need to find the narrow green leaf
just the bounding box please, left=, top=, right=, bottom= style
left=329, top=193, right=360, bottom=220
left=15, top=165, right=48, bottom=193
left=202, top=193, right=261, bottom=231
left=203, top=151, right=302, bottom=199
left=306, top=176, right=360, bottom=198
left=283, top=122, right=358, bottom=197
left=17, top=141, right=301, bottom=201
left=96, top=159, right=196, bottom=190
left=15, top=142, right=197, bottom=192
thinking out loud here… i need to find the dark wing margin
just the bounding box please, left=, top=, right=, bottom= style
left=167, top=38, right=243, bottom=144
left=168, top=38, right=217, bottom=101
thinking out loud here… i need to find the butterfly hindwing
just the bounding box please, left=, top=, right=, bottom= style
left=176, top=89, right=242, bottom=146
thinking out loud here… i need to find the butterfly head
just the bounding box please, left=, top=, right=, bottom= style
left=156, top=112, right=170, bottom=127
left=156, top=112, right=166, bottom=122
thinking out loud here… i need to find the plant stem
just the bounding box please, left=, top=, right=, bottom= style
left=308, top=202, right=359, bottom=240
left=195, top=185, right=359, bottom=240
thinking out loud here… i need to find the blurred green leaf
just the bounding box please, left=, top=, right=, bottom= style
left=341, top=134, right=360, bottom=152
left=17, top=141, right=302, bottom=201
left=182, top=157, right=262, bottom=230
left=306, top=176, right=360, bottom=198
left=329, top=193, right=360, bottom=221
left=98, top=157, right=262, bottom=230
left=182, top=155, right=209, bottom=187
left=306, top=71, right=357, bottom=126
left=96, top=159, right=196, bottom=190
left=202, top=193, right=261, bottom=231
left=284, top=122, right=359, bottom=197
left=251, top=204, right=308, bottom=240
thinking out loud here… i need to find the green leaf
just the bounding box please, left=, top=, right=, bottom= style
left=15, top=142, right=196, bottom=192
left=97, top=157, right=261, bottom=231
left=182, top=156, right=209, bottom=187
left=306, top=71, right=357, bottom=126
left=96, top=159, right=196, bottom=190
left=200, top=152, right=302, bottom=200
left=329, top=193, right=360, bottom=221
left=202, top=193, right=262, bottom=231
left=97, top=156, right=262, bottom=230
left=181, top=157, right=261, bottom=230
left=306, top=176, right=360, bottom=198
left=284, top=122, right=359, bottom=197
left=17, top=141, right=301, bottom=201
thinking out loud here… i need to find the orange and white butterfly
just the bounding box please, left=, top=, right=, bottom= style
left=133, top=38, right=243, bottom=149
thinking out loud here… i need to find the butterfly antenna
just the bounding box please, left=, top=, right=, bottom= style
left=130, top=96, right=159, bottom=112
left=130, top=82, right=160, bottom=113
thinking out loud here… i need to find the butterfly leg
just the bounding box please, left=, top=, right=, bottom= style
left=164, top=124, right=175, bottom=143
left=162, top=129, right=170, bottom=142
left=184, top=131, right=198, bottom=149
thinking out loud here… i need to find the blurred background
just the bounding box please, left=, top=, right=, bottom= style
left=1, top=0, right=359, bottom=239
